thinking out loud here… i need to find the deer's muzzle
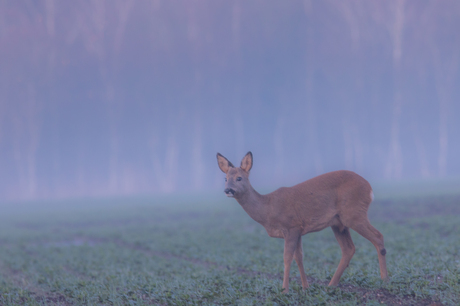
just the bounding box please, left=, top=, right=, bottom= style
left=224, top=188, right=235, bottom=197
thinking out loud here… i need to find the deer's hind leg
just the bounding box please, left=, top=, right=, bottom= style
left=329, top=225, right=355, bottom=286
left=350, top=219, right=388, bottom=281
left=294, top=235, right=309, bottom=289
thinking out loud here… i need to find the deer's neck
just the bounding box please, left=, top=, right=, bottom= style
left=236, top=185, right=270, bottom=225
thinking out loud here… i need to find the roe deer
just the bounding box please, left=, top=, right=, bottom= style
left=216, top=151, right=388, bottom=292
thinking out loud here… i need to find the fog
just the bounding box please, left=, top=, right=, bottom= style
left=1, top=1, right=459, bottom=201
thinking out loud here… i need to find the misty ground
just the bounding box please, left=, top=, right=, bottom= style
left=0, top=189, right=459, bottom=305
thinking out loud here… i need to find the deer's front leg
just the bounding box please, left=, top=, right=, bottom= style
left=282, top=231, right=301, bottom=293
left=294, top=235, right=309, bottom=289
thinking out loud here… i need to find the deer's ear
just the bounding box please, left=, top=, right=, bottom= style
left=217, top=153, right=234, bottom=173
left=240, top=151, right=253, bottom=173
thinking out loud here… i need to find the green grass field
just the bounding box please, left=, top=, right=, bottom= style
left=0, top=190, right=459, bottom=305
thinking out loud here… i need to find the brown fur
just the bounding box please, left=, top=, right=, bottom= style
left=217, top=152, right=388, bottom=292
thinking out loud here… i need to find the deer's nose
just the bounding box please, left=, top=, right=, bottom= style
left=224, top=188, right=235, bottom=195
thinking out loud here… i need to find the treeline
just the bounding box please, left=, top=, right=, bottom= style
left=0, top=0, right=459, bottom=200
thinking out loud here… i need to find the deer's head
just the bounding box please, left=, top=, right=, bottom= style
left=216, top=152, right=253, bottom=198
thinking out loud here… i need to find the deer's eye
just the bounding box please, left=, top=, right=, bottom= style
left=225, top=178, right=227, bottom=182
left=237, top=177, right=242, bottom=181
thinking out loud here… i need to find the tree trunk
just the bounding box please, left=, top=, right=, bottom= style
left=385, top=0, right=405, bottom=179
left=304, top=0, right=323, bottom=175
left=192, top=114, right=204, bottom=190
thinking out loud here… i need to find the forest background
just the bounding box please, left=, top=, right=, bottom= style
left=1, top=0, right=459, bottom=201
